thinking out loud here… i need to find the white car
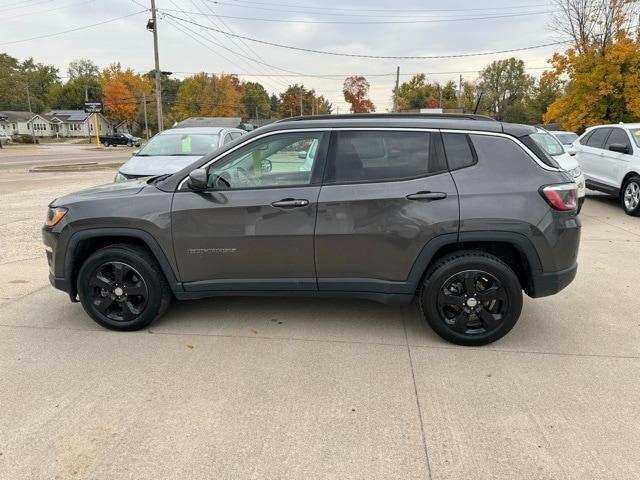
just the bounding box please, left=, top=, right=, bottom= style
left=530, top=128, right=586, bottom=212
left=573, top=123, right=640, bottom=216
left=550, top=131, right=579, bottom=151
left=115, top=127, right=246, bottom=182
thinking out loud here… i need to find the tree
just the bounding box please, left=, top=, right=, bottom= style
left=478, top=58, right=534, bottom=121
left=551, top=0, right=638, bottom=55
left=528, top=76, right=562, bottom=124
left=278, top=85, right=332, bottom=117
left=201, top=74, right=241, bottom=117
left=241, top=81, right=271, bottom=118
left=0, top=53, right=60, bottom=112
left=173, top=73, right=209, bottom=118
left=103, top=79, right=136, bottom=125
left=394, top=74, right=457, bottom=111
left=343, top=76, right=375, bottom=113
left=544, top=1, right=640, bottom=130
left=269, top=94, right=280, bottom=117
left=67, top=59, right=100, bottom=80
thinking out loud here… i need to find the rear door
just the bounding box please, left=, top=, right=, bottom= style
left=314, top=129, right=459, bottom=293
left=578, top=127, right=611, bottom=184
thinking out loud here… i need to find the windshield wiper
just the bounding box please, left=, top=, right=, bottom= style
left=148, top=174, right=172, bottom=184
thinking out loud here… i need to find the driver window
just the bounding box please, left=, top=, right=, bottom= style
left=207, top=131, right=325, bottom=189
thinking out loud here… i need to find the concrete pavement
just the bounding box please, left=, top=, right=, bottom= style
left=0, top=168, right=639, bottom=479
left=0, top=143, right=131, bottom=171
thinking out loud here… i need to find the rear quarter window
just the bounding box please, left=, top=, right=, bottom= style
left=470, top=134, right=542, bottom=168
left=586, top=128, right=611, bottom=148
left=442, top=133, right=476, bottom=170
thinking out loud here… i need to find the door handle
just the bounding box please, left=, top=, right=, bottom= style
left=406, top=191, right=447, bottom=201
left=271, top=198, right=309, bottom=208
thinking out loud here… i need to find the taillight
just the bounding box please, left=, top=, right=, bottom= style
left=540, top=184, right=577, bottom=211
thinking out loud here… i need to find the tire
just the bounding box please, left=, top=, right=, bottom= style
left=127, top=141, right=132, bottom=147
left=77, top=244, right=172, bottom=331
left=102, top=142, right=109, bottom=147
left=419, top=251, right=523, bottom=346
left=621, top=175, right=640, bottom=216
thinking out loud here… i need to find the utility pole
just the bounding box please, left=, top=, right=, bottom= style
left=149, top=0, right=163, bottom=132
left=142, top=92, right=149, bottom=140
left=84, top=86, right=89, bottom=102
left=458, top=74, right=463, bottom=110
left=393, top=66, right=400, bottom=112
left=26, top=85, right=36, bottom=144
left=299, top=87, right=303, bottom=116
left=255, top=105, right=259, bottom=126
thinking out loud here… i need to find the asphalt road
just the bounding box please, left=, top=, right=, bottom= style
left=0, top=144, right=131, bottom=171
left=0, top=167, right=639, bottom=479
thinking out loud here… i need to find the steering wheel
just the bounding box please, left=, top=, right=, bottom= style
left=236, top=166, right=255, bottom=186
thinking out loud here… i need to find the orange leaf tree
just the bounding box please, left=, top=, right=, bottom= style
left=102, top=79, right=136, bottom=125
left=343, top=76, right=375, bottom=113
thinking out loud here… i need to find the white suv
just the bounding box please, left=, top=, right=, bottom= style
left=573, top=123, right=640, bottom=216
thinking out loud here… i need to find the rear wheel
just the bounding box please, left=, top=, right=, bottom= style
left=77, top=244, right=171, bottom=331
left=622, top=175, right=640, bottom=216
left=420, top=251, right=523, bottom=346
left=102, top=141, right=109, bottom=147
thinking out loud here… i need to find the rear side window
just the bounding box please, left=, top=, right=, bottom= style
left=442, top=133, right=476, bottom=170
left=586, top=128, right=611, bottom=149
left=469, top=134, right=536, bottom=167
left=230, top=132, right=243, bottom=140
left=579, top=131, right=593, bottom=145
left=325, top=131, right=445, bottom=184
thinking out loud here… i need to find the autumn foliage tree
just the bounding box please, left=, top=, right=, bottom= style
left=343, top=76, right=375, bottom=113
left=173, top=73, right=241, bottom=118
left=544, top=0, right=640, bottom=130
left=278, top=85, right=332, bottom=117
left=100, top=63, right=151, bottom=127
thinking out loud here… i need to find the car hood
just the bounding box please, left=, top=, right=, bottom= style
left=119, top=155, right=204, bottom=176
left=553, top=152, right=579, bottom=171
left=51, top=177, right=149, bottom=206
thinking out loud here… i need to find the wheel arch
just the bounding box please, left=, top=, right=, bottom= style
left=64, top=228, right=182, bottom=301
left=409, top=232, right=543, bottom=296
left=621, top=171, right=640, bottom=191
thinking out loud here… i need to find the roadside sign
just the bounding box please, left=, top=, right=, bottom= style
left=84, top=102, right=102, bottom=113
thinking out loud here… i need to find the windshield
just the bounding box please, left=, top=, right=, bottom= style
left=553, top=132, right=578, bottom=146
left=530, top=130, right=565, bottom=156
left=137, top=133, right=220, bottom=156
left=629, top=129, right=640, bottom=147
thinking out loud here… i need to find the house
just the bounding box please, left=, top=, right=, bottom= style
left=44, top=110, right=112, bottom=138
left=0, top=110, right=113, bottom=138
left=0, top=111, right=34, bottom=136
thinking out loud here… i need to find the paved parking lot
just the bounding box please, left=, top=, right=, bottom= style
left=0, top=161, right=639, bottom=479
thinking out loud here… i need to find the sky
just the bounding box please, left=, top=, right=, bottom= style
left=0, top=0, right=566, bottom=113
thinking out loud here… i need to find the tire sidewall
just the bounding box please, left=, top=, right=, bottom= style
left=78, top=247, right=165, bottom=331
left=421, top=255, right=523, bottom=346
left=622, top=177, right=640, bottom=216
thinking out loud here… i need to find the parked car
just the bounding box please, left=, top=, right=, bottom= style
left=550, top=131, right=579, bottom=150
left=0, top=127, right=11, bottom=145
left=43, top=113, right=580, bottom=346
left=100, top=133, right=141, bottom=148
left=531, top=128, right=586, bottom=212
left=114, top=127, right=246, bottom=182
left=572, top=123, right=640, bottom=216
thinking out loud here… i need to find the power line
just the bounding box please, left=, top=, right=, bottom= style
left=0, top=0, right=95, bottom=20
left=0, top=10, right=147, bottom=46
left=219, top=0, right=551, bottom=13
left=158, top=8, right=552, bottom=25
left=165, top=13, right=571, bottom=60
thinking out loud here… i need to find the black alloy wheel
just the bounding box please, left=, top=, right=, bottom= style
left=89, top=261, right=149, bottom=322
left=420, top=251, right=523, bottom=346
left=436, top=270, right=508, bottom=335
left=77, top=244, right=171, bottom=331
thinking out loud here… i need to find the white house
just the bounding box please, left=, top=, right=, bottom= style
left=44, top=110, right=112, bottom=137
left=0, top=110, right=113, bottom=138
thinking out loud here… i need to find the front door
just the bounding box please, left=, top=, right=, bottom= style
left=314, top=129, right=459, bottom=293
left=579, top=127, right=611, bottom=184
left=172, top=130, right=328, bottom=292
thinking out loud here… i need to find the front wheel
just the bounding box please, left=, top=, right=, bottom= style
left=77, top=244, right=172, bottom=331
left=420, top=251, right=523, bottom=346
left=622, top=176, right=640, bottom=216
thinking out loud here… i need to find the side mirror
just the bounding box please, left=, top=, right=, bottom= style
left=187, top=168, right=208, bottom=191
left=566, top=147, right=577, bottom=156
left=298, top=151, right=307, bottom=159
left=609, top=143, right=630, bottom=154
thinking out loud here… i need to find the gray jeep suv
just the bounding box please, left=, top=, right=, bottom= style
left=43, top=114, right=581, bottom=346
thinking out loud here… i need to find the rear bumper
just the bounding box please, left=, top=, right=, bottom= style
left=527, top=262, right=577, bottom=298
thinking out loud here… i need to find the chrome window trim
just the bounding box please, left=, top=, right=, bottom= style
left=177, top=126, right=560, bottom=189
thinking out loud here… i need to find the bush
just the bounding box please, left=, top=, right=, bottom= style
left=12, top=134, right=39, bottom=144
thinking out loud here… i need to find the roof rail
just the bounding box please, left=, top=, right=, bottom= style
left=275, top=113, right=497, bottom=123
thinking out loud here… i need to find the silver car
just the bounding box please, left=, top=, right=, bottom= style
left=114, top=126, right=246, bottom=182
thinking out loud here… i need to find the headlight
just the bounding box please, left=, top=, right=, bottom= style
left=568, top=167, right=582, bottom=178
left=45, top=206, right=68, bottom=227
left=114, top=172, right=127, bottom=183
